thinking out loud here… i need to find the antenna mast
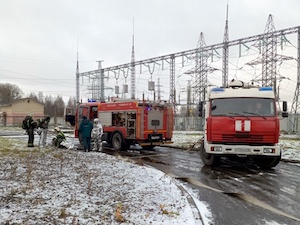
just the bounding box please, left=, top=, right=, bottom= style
left=222, top=3, right=229, bottom=87
left=131, top=18, right=136, bottom=99
left=76, top=39, right=80, bottom=104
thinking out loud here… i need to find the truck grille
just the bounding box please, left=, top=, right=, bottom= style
left=222, top=134, right=263, bottom=142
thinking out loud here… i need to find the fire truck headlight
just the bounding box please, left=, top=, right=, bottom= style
left=263, top=148, right=275, bottom=153
left=211, top=146, right=222, bottom=152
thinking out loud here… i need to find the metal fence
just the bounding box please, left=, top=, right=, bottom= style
left=0, top=116, right=68, bottom=128
left=174, top=115, right=300, bottom=133
left=1, top=115, right=300, bottom=134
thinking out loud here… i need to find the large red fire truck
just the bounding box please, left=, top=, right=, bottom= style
left=199, top=80, right=288, bottom=169
left=74, top=98, right=174, bottom=151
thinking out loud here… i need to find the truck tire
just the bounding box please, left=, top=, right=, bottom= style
left=255, top=155, right=281, bottom=169
left=112, top=132, right=123, bottom=151
left=111, top=132, right=129, bottom=151
left=199, top=140, right=220, bottom=166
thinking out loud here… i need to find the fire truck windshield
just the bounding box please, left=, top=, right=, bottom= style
left=211, top=98, right=275, bottom=116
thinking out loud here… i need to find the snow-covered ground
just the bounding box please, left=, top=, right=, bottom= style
left=0, top=128, right=300, bottom=224
left=0, top=128, right=212, bottom=225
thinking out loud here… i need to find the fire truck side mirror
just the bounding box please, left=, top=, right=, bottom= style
left=198, top=101, right=204, bottom=117
left=282, top=101, right=288, bottom=118
left=282, top=101, right=287, bottom=112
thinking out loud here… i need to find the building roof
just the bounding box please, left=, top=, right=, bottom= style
left=0, top=98, right=44, bottom=107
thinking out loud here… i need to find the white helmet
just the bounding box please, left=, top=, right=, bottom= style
left=54, top=127, right=60, bottom=132
left=94, top=118, right=99, bottom=123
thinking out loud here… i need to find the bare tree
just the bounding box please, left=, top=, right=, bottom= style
left=38, top=92, right=44, bottom=103
left=0, top=83, right=23, bottom=104
left=44, top=95, right=54, bottom=116
left=67, top=96, right=76, bottom=108
left=43, top=95, right=66, bottom=117
left=54, top=96, right=65, bottom=117
left=27, top=92, right=39, bottom=102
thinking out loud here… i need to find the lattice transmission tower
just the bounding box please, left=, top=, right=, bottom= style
left=247, top=15, right=293, bottom=93
left=188, top=32, right=217, bottom=102
left=262, top=15, right=277, bottom=88
left=89, top=60, right=103, bottom=101
left=290, top=27, right=300, bottom=132
left=195, top=33, right=209, bottom=102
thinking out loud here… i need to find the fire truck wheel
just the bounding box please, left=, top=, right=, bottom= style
left=112, top=132, right=124, bottom=151
left=199, top=141, right=220, bottom=166
left=254, top=156, right=281, bottom=169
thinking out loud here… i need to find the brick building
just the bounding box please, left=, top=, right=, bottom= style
left=0, top=98, right=44, bottom=126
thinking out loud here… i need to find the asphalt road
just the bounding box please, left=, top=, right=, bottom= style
left=132, top=147, right=300, bottom=225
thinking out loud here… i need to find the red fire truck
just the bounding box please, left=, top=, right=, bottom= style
left=199, top=80, right=288, bottom=169
left=74, top=99, right=174, bottom=151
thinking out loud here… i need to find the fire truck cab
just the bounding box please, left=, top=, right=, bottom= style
left=199, top=80, right=288, bottom=169
left=75, top=99, right=174, bottom=151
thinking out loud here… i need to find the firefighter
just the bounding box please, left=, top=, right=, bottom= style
left=79, top=116, right=93, bottom=152
left=39, top=116, right=50, bottom=147
left=52, top=127, right=66, bottom=148
left=91, top=118, right=103, bottom=151
left=22, top=114, right=37, bottom=147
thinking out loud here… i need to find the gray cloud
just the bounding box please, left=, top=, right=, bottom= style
left=0, top=0, right=299, bottom=103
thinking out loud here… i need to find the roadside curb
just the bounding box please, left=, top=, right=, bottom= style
left=175, top=182, right=204, bottom=225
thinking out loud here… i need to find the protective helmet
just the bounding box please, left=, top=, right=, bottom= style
left=54, top=127, right=60, bottom=132
left=94, top=118, right=99, bottom=123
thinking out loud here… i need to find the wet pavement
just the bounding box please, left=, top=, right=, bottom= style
left=132, top=147, right=300, bottom=225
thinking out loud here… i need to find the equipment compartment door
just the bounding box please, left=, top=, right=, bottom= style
left=126, top=112, right=136, bottom=138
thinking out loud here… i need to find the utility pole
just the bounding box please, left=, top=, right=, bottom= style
left=169, top=54, right=176, bottom=105
left=157, top=78, right=161, bottom=100
left=98, top=60, right=105, bottom=101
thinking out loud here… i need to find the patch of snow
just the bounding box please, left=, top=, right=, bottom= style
left=0, top=128, right=212, bottom=225
left=0, top=147, right=205, bottom=224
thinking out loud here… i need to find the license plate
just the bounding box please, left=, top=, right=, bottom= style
left=234, top=148, right=251, bottom=153
left=151, top=136, right=160, bottom=140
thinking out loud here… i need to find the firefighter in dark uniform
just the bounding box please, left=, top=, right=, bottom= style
left=24, top=115, right=37, bottom=147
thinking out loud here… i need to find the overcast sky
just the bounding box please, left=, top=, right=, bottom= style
left=0, top=0, right=299, bottom=105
